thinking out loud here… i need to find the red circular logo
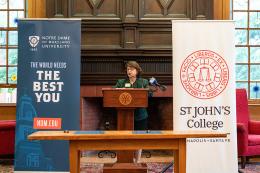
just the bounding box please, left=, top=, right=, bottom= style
left=180, top=50, right=229, bottom=99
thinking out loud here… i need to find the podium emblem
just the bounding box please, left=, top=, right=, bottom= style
left=180, top=50, right=229, bottom=99
left=119, top=92, right=132, bottom=105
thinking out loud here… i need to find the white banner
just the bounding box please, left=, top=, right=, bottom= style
left=172, top=21, right=238, bottom=173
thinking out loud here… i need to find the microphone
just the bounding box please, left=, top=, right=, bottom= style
left=149, top=77, right=167, bottom=91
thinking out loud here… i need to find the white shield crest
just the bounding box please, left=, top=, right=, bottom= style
left=29, top=36, right=40, bottom=47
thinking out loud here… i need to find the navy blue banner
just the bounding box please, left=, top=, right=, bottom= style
left=15, top=20, right=81, bottom=172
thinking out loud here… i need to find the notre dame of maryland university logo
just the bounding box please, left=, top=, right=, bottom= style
left=180, top=50, right=229, bottom=99
left=119, top=92, right=132, bottom=105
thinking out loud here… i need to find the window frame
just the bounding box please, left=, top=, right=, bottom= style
left=232, top=0, right=260, bottom=102
left=0, top=0, right=26, bottom=103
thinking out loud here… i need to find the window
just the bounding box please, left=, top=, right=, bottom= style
left=233, top=0, right=260, bottom=99
left=0, top=0, right=25, bottom=103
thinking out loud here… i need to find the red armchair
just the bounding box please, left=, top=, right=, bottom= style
left=0, top=120, right=16, bottom=157
left=236, top=89, right=260, bottom=168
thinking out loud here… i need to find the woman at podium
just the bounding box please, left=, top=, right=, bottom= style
left=114, top=61, right=149, bottom=130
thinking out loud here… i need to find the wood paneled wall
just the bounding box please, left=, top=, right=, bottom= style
left=28, top=0, right=46, bottom=18
left=46, top=0, right=214, bottom=85
left=213, top=0, right=231, bottom=20
left=0, top=105, right=16, bottom=120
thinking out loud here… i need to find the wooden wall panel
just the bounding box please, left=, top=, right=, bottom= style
left=98, top=0, right=120, bottom=17
left=80, top=56, right=172, bottom=85
left=69, top=0, right=121, bottom=19
left=139, top=0, right=191, bottom=20
left=213, top=0, right=230, bottom=20
left=123, top=0, right=138, bottom=22
left=168, top=0, right=190, bottom=19
left=28, top=0, right=46, bottom=18
left=139, top=31, right=172, bottom=48
left=249, top=105, right=260, bottom=121
left=70, top=0, right=93, bottom=17
left=0, top=105, right=16, bottom=120
left=192, top=0, right=213, bottom=19
left=46, top=0, right=68, bottom=18
left=124, top=28, right=137, bottom=48
left=82, top=30, right=122, bottom=49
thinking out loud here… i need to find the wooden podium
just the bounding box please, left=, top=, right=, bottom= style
left=102, top=88, right=149, bottom=172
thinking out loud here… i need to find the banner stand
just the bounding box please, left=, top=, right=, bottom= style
left=172, top=20, right=238, bottom=173
left=15, top=19, right=81, bottom=172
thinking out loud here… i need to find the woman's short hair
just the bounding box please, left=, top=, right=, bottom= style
left=125, top=61, right=143, bottom=76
